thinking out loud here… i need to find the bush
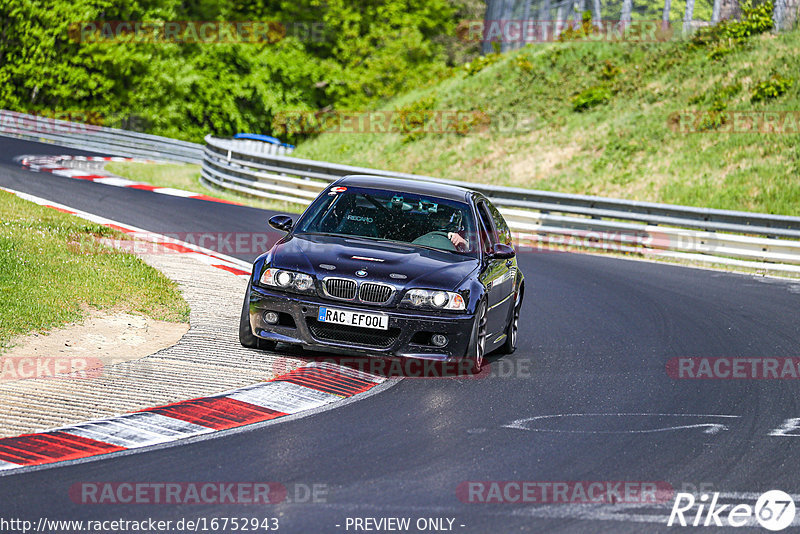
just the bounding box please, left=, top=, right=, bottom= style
left=691, top=1, right=774, bottom=46
left=558, top=11, right=594, bottom=42
left=599, top=60, right=621, bottom=80
left=395, top=96, right=438, bottom=143
left=514, top=55, right=535, bottom=73
left=572, top=86, right=612, bottom=112
left=463, top=53, right=501, bottom=76
left=751, top=75, right=795, bottom=102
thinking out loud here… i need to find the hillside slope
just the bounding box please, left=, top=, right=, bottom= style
left=294, top=17, right=800, bottom=216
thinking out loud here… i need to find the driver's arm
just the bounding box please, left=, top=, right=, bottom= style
left=448, top=232, right=468, bottom=250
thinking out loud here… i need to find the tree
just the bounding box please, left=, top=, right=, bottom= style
left=683, top=0, right=696, bottom=34
left=620, top=0, right=633, bottom=23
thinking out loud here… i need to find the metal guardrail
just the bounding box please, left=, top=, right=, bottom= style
left=202, top=135, right=800, bottom=274
left=0, top=110, right=203, bottom=163
left=233, top=133, right=295, bottom=155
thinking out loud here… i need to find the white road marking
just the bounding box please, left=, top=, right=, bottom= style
left=50, top=168, right=92, bottom=178
left=504, top=413, right=740, bottom=434
left=91, top=177, right=139, bottom=187
left=153, top=187, right=197, bottom=198
left=769, top=418, right=800, bottom=436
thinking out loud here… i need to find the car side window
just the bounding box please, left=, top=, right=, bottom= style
left=477, top=201, right=498, bottom=254
left=487, top=202, right=512, bottom=246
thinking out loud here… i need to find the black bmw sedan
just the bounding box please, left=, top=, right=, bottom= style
left=239, top=175, right=524, bottom=372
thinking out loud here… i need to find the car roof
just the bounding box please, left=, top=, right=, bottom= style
left=335, top=175, right=474, bottom=203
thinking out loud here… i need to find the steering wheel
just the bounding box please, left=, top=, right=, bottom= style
left=412, top=230, right=457, bottom=251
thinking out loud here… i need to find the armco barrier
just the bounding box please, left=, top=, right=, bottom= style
left=0, top=110, right=203, bottom=163
left=201, top=135, right=800, bottom=274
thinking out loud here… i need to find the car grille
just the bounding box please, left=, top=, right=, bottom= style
left=324, top=278, right=357, bottom=300
left=306, top=319, right=400, bottom=348
left=359, top=282, right=394, bottom=304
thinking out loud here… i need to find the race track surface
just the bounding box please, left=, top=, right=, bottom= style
left=1, top=137, right=800, bottom=533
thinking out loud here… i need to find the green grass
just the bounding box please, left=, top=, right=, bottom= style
left=105, top=162, right=305, bottom=214
left=294, top=25, right=800, bottom=216
left=0, top=191, right=190, bottom=350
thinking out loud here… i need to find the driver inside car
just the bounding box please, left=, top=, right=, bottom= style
left=425, top=206, right=470, bottom=252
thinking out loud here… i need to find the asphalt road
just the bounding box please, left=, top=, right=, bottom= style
left=1, top=137, right=800, bottom=533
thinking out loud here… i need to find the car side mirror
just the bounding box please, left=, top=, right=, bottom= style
left=489, top=242, right=515, bottom=259
left=268, top=215, right=293, bottom=233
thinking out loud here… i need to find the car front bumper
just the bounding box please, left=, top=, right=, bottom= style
left=247, top=284, right=474, bottom=362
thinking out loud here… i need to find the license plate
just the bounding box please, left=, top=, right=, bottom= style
left=318, top=307, right=388, bottom=330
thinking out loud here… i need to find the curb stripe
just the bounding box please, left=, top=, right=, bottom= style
left=0, top=460, right=17, bottom=470
left=274, top=367, right=376, bottom=397
left=0, top=362, right=385, bottom=470
left=61, top=414, right=214, bottom=449
left=93, top=177, right=138, bottom=187
left=228, top=381, right=343, bottom=412
left=309, top=361, right=386, bottom=383
left=212, top=264, right=251, bottom=276
left=0, top=432, right=125, bottom=466
left=44, top=205, right=76, bottom=214
left=16, top=154, right=242, bottom=205
left=144, top=397, right=287, bottom=430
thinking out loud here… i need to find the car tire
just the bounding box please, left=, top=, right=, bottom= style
left=466, top=299, right=488, bottom=374
left=499, top=286, right=523, bottom=355
left=239, top=283, right=277, bottom=351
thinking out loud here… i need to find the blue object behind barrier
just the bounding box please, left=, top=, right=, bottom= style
left=234, top=133, right=295, bottom=149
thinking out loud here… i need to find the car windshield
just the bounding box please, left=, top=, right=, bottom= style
left=295, top=186, right=477, bottom=255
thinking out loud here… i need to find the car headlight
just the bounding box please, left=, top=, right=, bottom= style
left=260, top=267, right=315, bottom=294
left=401, top=289, right=466, bottom=311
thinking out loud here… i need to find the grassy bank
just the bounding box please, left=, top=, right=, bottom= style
left=0, top=191, right=189, bottom=350
left=294, top=22, right=800, bottom=216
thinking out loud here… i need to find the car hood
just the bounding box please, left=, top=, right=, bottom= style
left=269, top=233, right=479, bottom=291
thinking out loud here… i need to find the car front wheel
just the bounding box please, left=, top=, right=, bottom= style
left=239, top=283, right=277, bottom=351
left=466, top=300, right=488, bottom=373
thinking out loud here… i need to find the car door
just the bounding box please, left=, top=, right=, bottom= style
left=486, top=200, right=518, bottom=333
left=476, top=199, right=512, bottom=338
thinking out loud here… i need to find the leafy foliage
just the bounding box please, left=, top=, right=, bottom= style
left=751, top=75, right=795, bottom=102
left=0, top=0, right=460, bottom=143
left=572, top=85, right=612, bottom=111
left=691, top=1, right=775, bottom=47
left=462, top=53, right=501, bottom=76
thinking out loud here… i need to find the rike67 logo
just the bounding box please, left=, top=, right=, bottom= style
left=668, top=490, right=796, bottom=531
